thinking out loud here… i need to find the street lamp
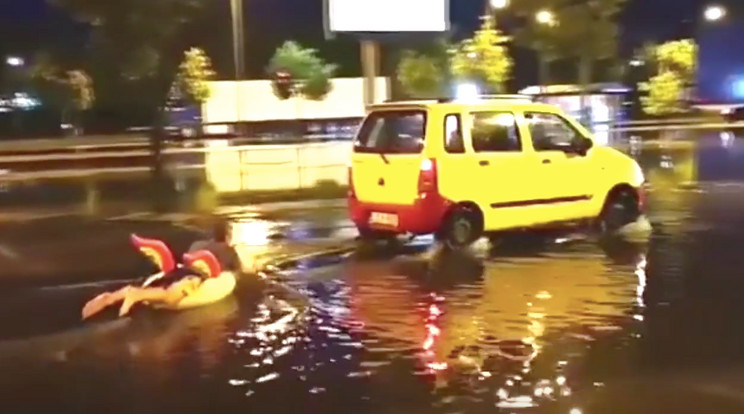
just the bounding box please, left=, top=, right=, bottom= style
left=490, top=0, right=508, bottom=10
left=536, top=9, right=556, bottom=26
left=6, top=56, right=24, bottom=67
left=704, top=5, right=727, bottom=22
left=484, top=0, right=508, bottom=25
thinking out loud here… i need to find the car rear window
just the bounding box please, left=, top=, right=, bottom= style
left=354, top=110, right=426, bottom=154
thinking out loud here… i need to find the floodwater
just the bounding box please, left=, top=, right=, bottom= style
left=2, top=130, right=744, bottom=413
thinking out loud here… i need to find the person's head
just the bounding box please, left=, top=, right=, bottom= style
left=211, top=219, right=232, bottom=243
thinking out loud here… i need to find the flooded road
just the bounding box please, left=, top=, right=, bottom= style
left=2, top=131, right=744, bottom=413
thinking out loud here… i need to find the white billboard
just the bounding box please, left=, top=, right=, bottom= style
left=327, top=0, right=449, bottom=33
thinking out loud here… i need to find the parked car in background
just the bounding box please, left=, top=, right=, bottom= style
left=722, top=106, right=744, bottom=122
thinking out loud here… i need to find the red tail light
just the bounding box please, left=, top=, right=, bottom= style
left=348, top=166, right=356, bottom=198
left=417, top=158, right=438, bottom=195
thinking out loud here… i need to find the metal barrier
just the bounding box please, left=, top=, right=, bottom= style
left=0, top=141, right=352, bottom=195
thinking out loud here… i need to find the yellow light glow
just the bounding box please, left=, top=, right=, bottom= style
left=536, top=10, right=556, bottom=26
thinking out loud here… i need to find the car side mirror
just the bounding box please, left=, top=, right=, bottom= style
left=574, top=137, right=593, bottom=155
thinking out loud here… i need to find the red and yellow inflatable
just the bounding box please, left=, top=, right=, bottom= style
left=130, top=234, right=176, bottom=273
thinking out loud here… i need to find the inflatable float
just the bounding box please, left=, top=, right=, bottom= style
left=131, top=234, right=237, bottom=311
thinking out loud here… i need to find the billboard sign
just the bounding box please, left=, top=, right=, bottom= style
left=325, top=0, right=449, bottom=34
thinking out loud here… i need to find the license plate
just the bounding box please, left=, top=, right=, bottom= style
left=369, top=212, right=399, bottom=227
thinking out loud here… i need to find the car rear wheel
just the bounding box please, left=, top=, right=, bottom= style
left=440, top=208, right=482, bottom=249
left=597, top=189, right=640, bottom=235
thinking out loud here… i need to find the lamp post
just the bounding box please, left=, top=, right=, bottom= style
left=484, top=0, right=508, bottom=26
left=534, top=10, right=557, bottom=92
left=230, top=0, right=245, bottom=131
left=486, top=0, right=508, bottom=14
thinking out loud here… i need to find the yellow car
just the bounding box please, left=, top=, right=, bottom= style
left=348, top=96, right=646, bottom=247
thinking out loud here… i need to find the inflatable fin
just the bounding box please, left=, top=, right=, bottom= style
left=183, top=249, right=222, bottom=279
left=130, top=234, right=176, bottom=273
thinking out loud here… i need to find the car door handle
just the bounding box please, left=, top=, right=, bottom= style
left=479, top=160, right=490, bottom=166
left=542, top=159, right=551, bottom=164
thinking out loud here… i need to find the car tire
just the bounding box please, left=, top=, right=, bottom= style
left=597, top=189, right=640, bottom=235
left=441, top=208, right=482, bottom=249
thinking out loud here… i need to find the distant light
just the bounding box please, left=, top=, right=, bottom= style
left=570, top=408, right=583, bottom=414
left=630, top=59, right=644, bottom=67
left=6, top=56, right=23, bottom=67
left=704, top=5, right=726, bottom=22
left=456, top=83, right=480, bottom=102
left=721, top=131, right=734, bottom=147
left=490, top=0, right=509, bottom=10
left=536, top=10, right=556, bottom=26
left=732, top=77, right=744, bottom=99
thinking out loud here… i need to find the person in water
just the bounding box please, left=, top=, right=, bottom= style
left=82, top=220, right=241, bottom=320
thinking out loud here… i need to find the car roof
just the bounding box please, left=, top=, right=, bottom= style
left=367, top=97, right=562, bottom=113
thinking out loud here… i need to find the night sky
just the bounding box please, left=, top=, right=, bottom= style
left=0, top=0, right=712, bottom=85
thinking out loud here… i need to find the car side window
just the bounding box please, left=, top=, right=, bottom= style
left=470, top=112, right=521, bottom=153
left=444, top=114, right=465, bottom=154
left=525, top=112, right=583, bottom=152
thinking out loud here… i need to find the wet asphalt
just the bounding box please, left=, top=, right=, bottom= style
left=1, top=130, right=744, bottom=413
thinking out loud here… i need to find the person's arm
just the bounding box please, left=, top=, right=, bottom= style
left=189, top=240, right=209, bottom=252
left=228, top=248, right=242, bottom=273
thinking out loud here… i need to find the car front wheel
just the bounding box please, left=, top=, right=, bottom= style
left=597, top=189, right=641, bottom=235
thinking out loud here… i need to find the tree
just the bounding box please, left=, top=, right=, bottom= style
left=511, top=0, right=626, bottom=122
left=656, top=39, right=697, bottom=84
left=640, top=71, right=686, bottom=116
left=52, top=0, right=210, bottom=187
left=640, top=39, right=698, bottom=116
left=266, top=41, right=337, bottom=101
left=511, top=0, right=565, bottom=86
left=174, top=47, right=216, bottom=105
left=514, top=22, right=561, bottom=86
left=30, top=54, right=95, bottom=135
left=449, top=16, right=513, bottom=93
left=396, top=50, right=446, bottom=98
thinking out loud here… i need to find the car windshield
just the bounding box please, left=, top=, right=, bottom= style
left=354, top=110, right=426, bottom=154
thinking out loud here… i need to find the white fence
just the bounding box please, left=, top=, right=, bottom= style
left=203, top=141, right=352, bottom=193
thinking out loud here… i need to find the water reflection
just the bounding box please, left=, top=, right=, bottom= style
left=325, top=236, right=648, bottom=411
left=7, top=131, right=744, bottom=413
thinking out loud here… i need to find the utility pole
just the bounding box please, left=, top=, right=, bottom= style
left=360, top=40, right=380, bottom=108
left=230, top=0, right=245, bottom=129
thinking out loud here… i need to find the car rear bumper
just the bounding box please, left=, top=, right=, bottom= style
left=349, top=193, right=452, bottom=235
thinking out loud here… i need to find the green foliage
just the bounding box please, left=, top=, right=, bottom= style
left=656, top=39, right=697, bottom=84
left=640, top=39, right=697, bottom=116
left=30, top=54, right=95, bottom=112
left=52, top=0, right=209, bottom=114
left=396, top=50, right=446, bottom=98
left=267, top=41, right=338, bottom=101
left=511, top=0, right=626, bottom=85
left=449, top=16, right=512, bottom=92
left=175, top=48, right=216, bottom=104
left=640, top=71, right=686, bottom=116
